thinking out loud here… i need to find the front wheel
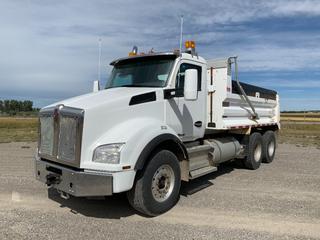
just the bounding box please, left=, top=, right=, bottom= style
left=127, top=150, right=181, bottom=216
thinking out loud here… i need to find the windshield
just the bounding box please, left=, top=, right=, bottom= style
left=106, top=56, right=175, bottom=88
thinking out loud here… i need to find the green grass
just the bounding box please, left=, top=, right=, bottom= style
left=0, top=117, right=38, bottom=143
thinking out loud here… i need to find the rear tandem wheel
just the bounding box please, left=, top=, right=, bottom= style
left=243, top=132, right=263, bottom=170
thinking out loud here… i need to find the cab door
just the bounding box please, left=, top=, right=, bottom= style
left=165, top=61, right=207, bottom=141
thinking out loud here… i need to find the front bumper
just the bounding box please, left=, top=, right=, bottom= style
left=35, top=158, right=113, bottom=197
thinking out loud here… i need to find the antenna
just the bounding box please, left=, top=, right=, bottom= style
left=177, top=15, right=184, bottom=88
left=179, top=15, right=184, bottom=54
left=98, top=38, right=102, bottom=82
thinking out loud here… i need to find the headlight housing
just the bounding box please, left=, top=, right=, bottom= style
left=92, top=143, right=124, bottom=164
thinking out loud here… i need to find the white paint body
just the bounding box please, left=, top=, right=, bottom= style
left=206, top=59, right=279, bottom=129
left=42, top=53, right=280, bottom=193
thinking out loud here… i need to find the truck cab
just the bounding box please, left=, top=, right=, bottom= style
left=35, top=42, right=279, bottom=216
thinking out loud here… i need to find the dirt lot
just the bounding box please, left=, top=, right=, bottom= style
left=0, top=142, right=319, bottom=240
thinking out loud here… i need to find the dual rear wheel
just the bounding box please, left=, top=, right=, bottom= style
left=243, top=130, right=277, bottom=170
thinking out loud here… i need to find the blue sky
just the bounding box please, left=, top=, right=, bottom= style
left=0, top=0, right=319, bottom=110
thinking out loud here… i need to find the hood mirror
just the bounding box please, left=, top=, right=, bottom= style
left=93, top=80, right=100, bottom=92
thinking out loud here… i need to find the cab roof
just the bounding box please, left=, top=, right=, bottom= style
left=110, top=52, right=207, bottom=66
left=110, top=52, right=178, bottom=66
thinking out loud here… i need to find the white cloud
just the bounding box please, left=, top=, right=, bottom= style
left=0, top=0, right=319, bottom=109
left=251, top=80, right=320, bottom=89
left=270, top=0, right=320, bottom=16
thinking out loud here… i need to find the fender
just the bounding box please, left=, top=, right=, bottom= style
left=81, top=117, right=186, bottom=172
left=134, top=133, right=188, bottom=170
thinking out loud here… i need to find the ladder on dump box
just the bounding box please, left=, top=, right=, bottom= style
left=229, top=56, right=259, bottom=120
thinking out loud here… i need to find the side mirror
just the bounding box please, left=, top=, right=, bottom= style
left=93, top=80, right=100, bottom=92
left=184, top=69, right=198, bottom=100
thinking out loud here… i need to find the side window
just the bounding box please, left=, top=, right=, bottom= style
left=176, top=63, right=202, bottom=92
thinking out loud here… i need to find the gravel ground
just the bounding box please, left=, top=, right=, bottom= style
left=0, top=142, right=319, bottom=240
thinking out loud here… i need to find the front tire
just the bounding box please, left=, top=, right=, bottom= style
left=262, top=130, right=276, bottom=163
left=243, top=132, right=263, bottom=170
left=127, top=150, right=181, bottom=216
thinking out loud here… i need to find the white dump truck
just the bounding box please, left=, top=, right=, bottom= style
left=35, top=41, right=280, bottom=216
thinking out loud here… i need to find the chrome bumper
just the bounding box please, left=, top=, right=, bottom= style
left=35, top=158, right=113, bottom=197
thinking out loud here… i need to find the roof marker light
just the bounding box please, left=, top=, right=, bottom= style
left=185, top=40, right=196, bottom=49
left=129, top=46, right=138, bottom=56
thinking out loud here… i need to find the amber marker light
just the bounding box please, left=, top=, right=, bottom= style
left=185, top=40, right=196, bottom=49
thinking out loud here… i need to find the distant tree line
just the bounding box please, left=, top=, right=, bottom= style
left=0, top=99, right=34, bottom=115
left=281, top=110, right=320, bottom=113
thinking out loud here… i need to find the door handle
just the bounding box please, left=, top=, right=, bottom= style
left=194, top=121, right=202, bottom=127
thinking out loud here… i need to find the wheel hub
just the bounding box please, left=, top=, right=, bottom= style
left=268, top=141, right=275, bottom=157
left=151, top=165, right=175, bottom=202
left=254, top=143, right=262, bottom=162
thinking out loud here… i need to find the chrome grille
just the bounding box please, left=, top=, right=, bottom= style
left=38, top=105, right=84, bottom=167
left=39, top=116, right=54, bottom=155
left=58, top=115, right=77, bottom=162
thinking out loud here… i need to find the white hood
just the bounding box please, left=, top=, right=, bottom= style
left=46, top=87, right=156, bottom=110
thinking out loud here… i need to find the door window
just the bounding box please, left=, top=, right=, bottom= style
left=176, top=63, right=202, bottom=95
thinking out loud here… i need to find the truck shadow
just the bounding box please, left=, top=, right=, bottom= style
left=48, top=160, right=243, bottom=219
left=48, top=189, right=136, bottom=219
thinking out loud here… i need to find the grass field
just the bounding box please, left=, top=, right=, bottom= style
left=281, top=112, right=320, bottom=122
left=0, top=117, right=38, bottom=143
left=0, top=114, right=319, bottom=148
left=279, top=123, right=320, bottom=147
left=279, top=113, right=320, bottom=147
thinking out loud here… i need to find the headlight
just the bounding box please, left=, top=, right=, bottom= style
left=92, top=143, right=124, bottom=164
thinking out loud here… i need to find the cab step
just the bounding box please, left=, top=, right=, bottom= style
left=189, top=166, right=217, bottom=179
left=187, top=144, right=213, bottom=171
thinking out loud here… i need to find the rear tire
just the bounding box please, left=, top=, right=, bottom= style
left=243, top=132, right=263, bottom=170
left=262, top=130, right=276, bottom=163
left=127, top=150, right=181, bottom=216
